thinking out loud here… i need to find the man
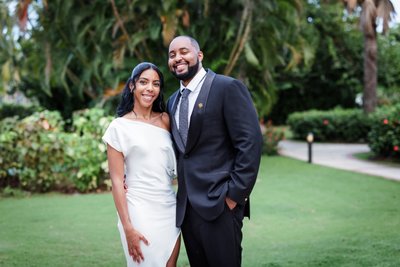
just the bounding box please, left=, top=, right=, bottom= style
left=166, top=35, right=262, bottom=267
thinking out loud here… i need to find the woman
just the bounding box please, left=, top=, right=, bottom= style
left=102, top=62, right=180, bottom=266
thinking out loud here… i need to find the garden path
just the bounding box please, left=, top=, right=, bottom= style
left=278, top=140, right=400, bottom=182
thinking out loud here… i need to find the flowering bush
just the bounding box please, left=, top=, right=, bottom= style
left=368, top=104, right=400, bottom=159
left=68, top=108, right=113, bottom=192
left=261, top=120, right=285, bottom=155
left=0, top=108, right=113, bottom=193
left=0, top=111, right=69, bottom=192
left=287, top=108, right=372, bottom=142
left=72, top=108, right=112, bottom=138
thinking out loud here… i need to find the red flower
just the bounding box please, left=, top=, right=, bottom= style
left=383, top=119, right=389, bottom=125
left=394, top=146, right=399, bottom=152
left=323, top=119, right=329, bottom=125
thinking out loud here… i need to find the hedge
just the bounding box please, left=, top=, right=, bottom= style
left=287, top=108, right=372, bottom=143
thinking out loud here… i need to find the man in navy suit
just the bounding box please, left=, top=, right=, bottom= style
left=166, top=35, right=262, bottom=267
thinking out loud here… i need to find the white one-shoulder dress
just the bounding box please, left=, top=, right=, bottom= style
left=102, top=117, right=180, bottom=267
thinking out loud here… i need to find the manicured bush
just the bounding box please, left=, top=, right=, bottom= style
left=367, top=104, right=400, bottom=159
left=287, top=108, right=372, bottom=142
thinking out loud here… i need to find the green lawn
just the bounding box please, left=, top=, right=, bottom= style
left=353, top=152, right=400, bottom=167
left=1, top=156, right=400, bottom=267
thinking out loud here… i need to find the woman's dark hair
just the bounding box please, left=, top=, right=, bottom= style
left=116, top=62, right=166, bottom=117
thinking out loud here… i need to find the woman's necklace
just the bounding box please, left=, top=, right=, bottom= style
left=131, top=110, right=153, bottom=120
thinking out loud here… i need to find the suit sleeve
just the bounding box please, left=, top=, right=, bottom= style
left=223, top=79, right=263, bottom=205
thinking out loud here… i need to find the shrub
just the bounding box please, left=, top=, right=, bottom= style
left=0, top=117, right=21, bottom=188
left=68, top=108, right=113, bottom=192
left=0, top=108, right=113, bottom=193
left=367, top=104, right=400, bottom=159
left=64, top=133, right=110, bottom=192
left=72, top=108, right=113, bottom=138
left=287, top=108, right=372, bottom=142
left=0, top=110, right=70, bottom=192
left=261, top=120, right=285, bottom=156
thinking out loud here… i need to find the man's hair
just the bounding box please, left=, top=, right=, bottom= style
left=177, top=35, right=200, bottom=51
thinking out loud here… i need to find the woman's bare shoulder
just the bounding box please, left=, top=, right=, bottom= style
left=160, top=112, right=171, bottom=131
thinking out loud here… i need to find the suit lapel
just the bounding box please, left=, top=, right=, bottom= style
left=185, top=69, right=216, bottom=153
left=170, top=91, right=185, bottom=153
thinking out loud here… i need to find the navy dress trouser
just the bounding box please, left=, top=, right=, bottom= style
left=181, top=201, right=245, bottom=267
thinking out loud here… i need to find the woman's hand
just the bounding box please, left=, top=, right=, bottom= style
left=125, top=228, right=149, bottom=263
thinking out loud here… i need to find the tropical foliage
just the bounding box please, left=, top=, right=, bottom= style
left=0, top=0, right=311, bottom=118
left=269, top=1, right=364, bottom=124
left=0, top=2, right=22, bottom=95
left=342, top=0, right=396, bottom=113
left=0, top=1, right=399, bottom=125
left=377, top=26, right=400, bottom=106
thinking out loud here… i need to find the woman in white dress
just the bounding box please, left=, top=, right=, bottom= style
left=102, top=62, right=181, bottom=266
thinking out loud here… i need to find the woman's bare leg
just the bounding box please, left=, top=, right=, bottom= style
left=166, top=235, right=181, bottom=267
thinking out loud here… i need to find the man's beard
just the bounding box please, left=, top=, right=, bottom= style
left=171, top=59, right=200, bottom=81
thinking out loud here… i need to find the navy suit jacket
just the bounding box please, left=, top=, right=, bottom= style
left=167, top=69, right=263, bottom=227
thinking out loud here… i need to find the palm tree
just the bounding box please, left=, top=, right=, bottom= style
left=0, top=1, right=22, bottom=95
left=11, top=0, right=307, bottom=118
left=343, top=0, right=396, bottom=113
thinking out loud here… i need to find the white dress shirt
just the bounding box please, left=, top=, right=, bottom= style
left=175, top=68, right=207, bottom=128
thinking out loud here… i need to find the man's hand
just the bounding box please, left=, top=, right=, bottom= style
left=124, top=174, right=127, bottom=193
left=225, top=197, right=237, bottom=210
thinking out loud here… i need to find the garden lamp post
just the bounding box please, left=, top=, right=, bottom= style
left=306, top=132, right=314, bottom=164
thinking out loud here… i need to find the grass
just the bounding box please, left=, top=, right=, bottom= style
left=244, top=156, right=400, bottom=267
left=353, top=152, right=400, bottom=167
left=1, top=156, right=400, bottom=267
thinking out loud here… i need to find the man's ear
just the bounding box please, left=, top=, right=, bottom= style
left=198, top=51, right=204, bottom=62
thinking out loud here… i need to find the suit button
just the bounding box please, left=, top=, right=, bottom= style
left=184, top=154, right=189, bottom=159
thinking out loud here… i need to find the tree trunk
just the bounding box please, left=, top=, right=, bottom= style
left=363, top=28, right=378, bottom=113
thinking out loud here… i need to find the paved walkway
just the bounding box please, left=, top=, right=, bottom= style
left=278, top=140, right=400, bottom=182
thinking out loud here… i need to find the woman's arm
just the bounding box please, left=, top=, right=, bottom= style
left=107, top=144, right=149, bottom=263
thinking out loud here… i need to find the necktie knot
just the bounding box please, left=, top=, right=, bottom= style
left=181, top=88, right=191, bottom=98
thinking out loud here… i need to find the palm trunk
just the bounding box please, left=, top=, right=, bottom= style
left=362, top=20, right=378, bottom=114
